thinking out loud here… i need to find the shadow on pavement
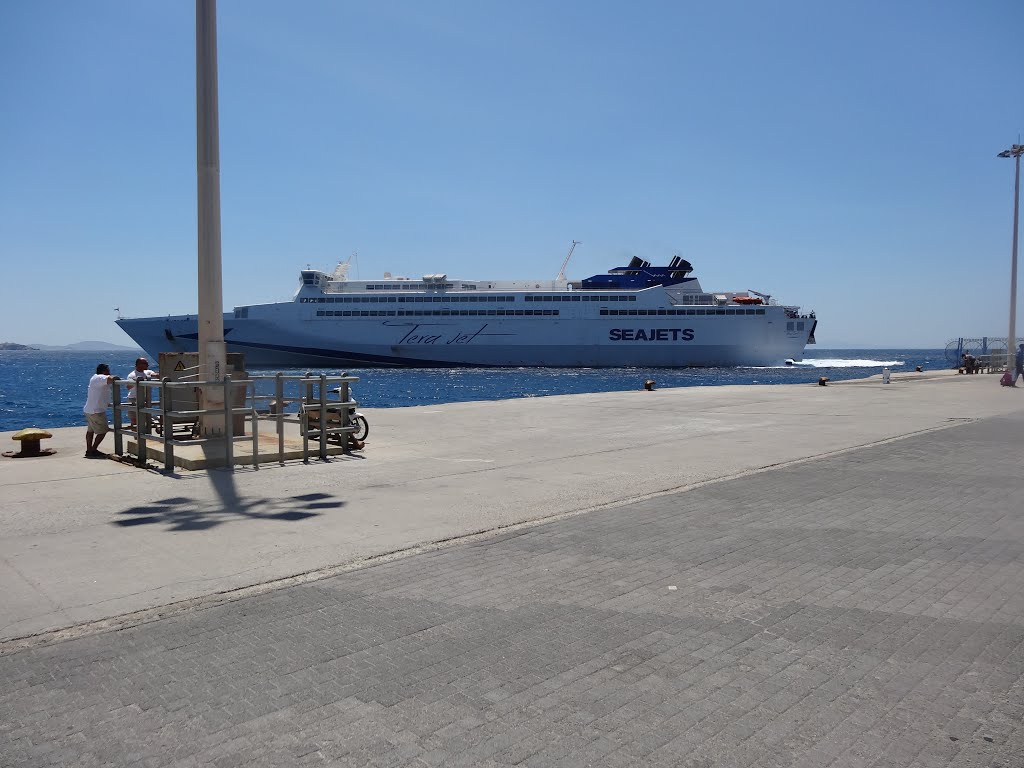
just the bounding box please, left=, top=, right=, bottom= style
left=113, top=474, right=343, bottom=531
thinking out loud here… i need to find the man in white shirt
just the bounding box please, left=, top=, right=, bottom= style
left=84, top=363, right=118, bottom=457
left=125, top=357, right=159, bottom=427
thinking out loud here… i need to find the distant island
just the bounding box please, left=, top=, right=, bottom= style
left=2, top=341, right=143, bottom=352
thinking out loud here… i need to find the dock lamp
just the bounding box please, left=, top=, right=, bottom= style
left=196, top=0, right=227, bottom=437
left=997, top=144, right=1023, bottom=370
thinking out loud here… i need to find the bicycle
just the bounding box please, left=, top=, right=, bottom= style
left=331, top=386, right=369, bottom=442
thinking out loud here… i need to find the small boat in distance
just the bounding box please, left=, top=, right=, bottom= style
left=116, top=255, right=817, bottom=368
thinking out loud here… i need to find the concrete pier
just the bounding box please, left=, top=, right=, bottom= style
left=1, top=369, right=1023, bottom=767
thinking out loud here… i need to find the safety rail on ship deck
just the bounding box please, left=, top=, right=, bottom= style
left=109, top=373, right=359, bottom=470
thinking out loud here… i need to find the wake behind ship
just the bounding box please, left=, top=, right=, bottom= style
left=116, top=256, right=816, bottom=368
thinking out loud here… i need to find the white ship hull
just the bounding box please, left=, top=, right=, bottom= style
left=116, top=259, right=816, bottom=368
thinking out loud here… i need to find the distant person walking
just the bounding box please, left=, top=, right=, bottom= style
left=84, top=363, right=118, bottom=457
left=1015, top=343, right=1024, bottom=386
left=125, top=357, right=158, bottom=427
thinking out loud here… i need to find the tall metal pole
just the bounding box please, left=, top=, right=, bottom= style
left=998, top=144, right=1023, bottom=370
left=196, top=0, right=226, bottom=435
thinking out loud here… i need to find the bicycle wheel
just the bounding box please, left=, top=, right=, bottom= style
left=351, top=414, right=369, bottom=442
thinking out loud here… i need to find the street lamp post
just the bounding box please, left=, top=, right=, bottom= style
left=998, top=144, right=1023, bottom=371
left=196, top=0, right=226, bottom=436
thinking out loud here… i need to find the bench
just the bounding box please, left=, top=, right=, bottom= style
left=957, top=355, right=1004, bottom=374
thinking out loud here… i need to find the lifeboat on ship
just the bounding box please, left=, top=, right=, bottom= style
left=732, top=295, right=763, bottom=305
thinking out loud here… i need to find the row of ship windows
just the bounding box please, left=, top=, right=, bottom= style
left=309, top=307, right=773, bottom=318
left=600, top=308, right=767, bottom=316
left=364, top=283, right=461, bottom=290
left=315, top=309, right=562, bottom=317
left=302, top=280, right=464, bottom=290
left=299, top=294, right=641, bottom=304
left=302, top=295, right=516, bottom=304
left=524, top=295, right=638, bottom=302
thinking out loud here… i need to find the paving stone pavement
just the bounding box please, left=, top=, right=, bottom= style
left=2, top=413, right=1024, bottom=768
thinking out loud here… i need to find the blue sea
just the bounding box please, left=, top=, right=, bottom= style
left=0, top=349, right=949, bottom=432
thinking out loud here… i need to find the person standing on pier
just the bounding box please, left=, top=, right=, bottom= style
left=1014, top=343, right=1024, bottom=386
left=125, top=357, right=158, bottom=427
left=83, top=363, right=118, bottom=457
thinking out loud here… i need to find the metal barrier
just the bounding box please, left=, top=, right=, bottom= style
left=251, top=373, right=360, bottom=463
left=111, top=372, right=360, bottom=470
left=112, top=376, right=258, bottom=471
left=975, top=355, right=998, bottom=373
left=959, top=355, right=1002, bottom=374
left=945, top=338, right=1011, bottom=369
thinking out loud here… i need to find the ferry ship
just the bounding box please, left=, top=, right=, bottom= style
left=116, top=256, right=816, bottom=368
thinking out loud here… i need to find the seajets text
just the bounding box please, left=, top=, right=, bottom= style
left=609, top=328, right=695, bottom=341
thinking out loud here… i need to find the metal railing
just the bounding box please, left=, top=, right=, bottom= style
left=945, top=337, right=1013, bottom=369
left=112, top=376, right=258, bottom=471
left=249, top=373, right=360, bottom=462
left=962, top=355, right=1002, bottom=374
left=110, top=372, right=360, bottom=470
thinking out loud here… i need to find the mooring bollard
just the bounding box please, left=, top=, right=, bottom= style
left=3, top=428, right=56, bottom=458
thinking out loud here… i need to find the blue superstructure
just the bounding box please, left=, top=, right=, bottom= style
left=580, top=255, right=695, bottom=290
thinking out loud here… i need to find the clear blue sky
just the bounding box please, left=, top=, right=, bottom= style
left=2, top=0, right=1021, bottom=348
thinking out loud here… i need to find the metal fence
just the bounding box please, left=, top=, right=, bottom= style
left=252, top=373, right=361, bottom=463
left=944, top=337, right=1011, bottom=368
left=111, top=373, right=359, bottom=470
